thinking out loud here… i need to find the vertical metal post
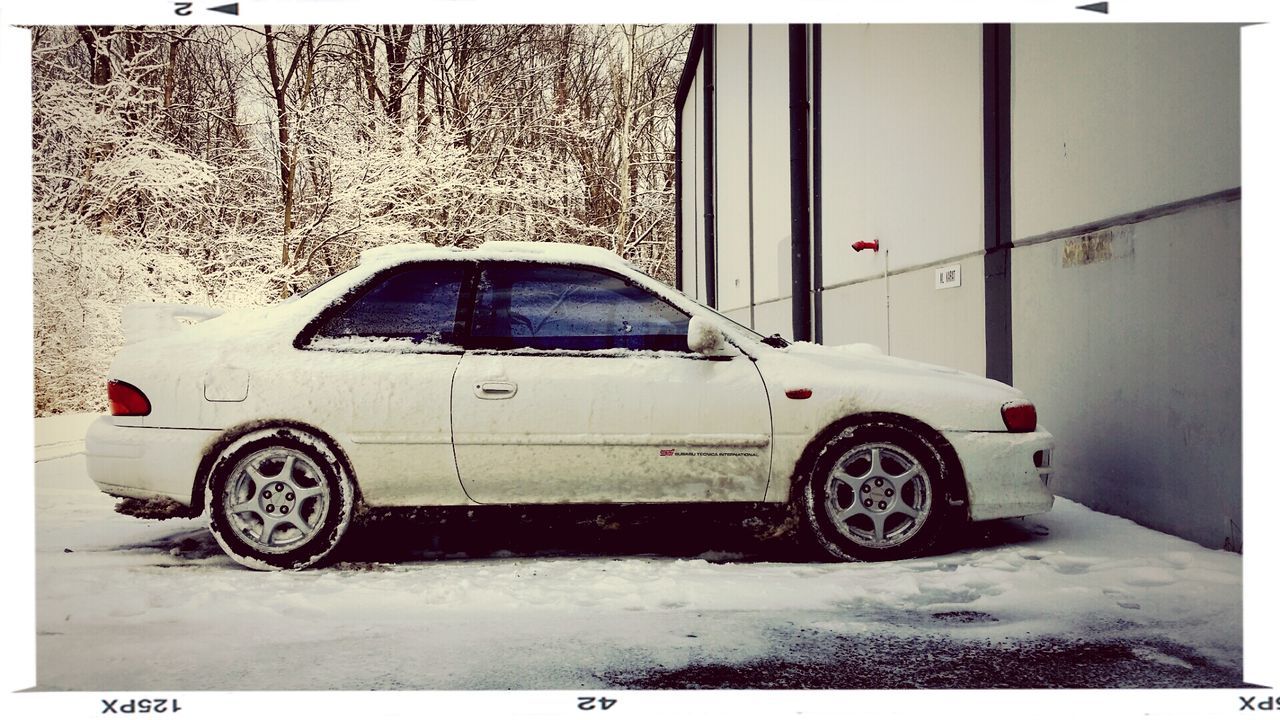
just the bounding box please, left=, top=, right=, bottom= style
left=702, top=27, right=718, bottom=309
left=747, top=26, right=756, bottom=328
left=983, top=24, right=1013, bottom=385
left=811, top=25, right=824, bottom=344
left=788, top=24, right=812, bottom=342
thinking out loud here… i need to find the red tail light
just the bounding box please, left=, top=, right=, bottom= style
left=108, top=380, right=151, bottom=417
left=1001, top=402, right=1037, bottom=432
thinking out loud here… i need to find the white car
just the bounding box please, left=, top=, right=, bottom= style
left=86, top=241, right=1053, bottom=570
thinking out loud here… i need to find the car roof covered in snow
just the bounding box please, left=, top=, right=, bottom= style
left=358, top=241, right=632, bottom=270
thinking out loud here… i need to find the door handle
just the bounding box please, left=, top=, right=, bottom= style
left=475, top=381, right=517, bottom=399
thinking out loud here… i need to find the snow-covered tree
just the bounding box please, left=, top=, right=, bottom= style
left=31, top=24, right=691, bottom=415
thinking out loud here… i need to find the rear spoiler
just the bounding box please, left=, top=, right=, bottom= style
left=121, top=303, right=224, bottom=345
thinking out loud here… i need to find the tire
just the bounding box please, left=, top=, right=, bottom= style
left=801, top=422, right=949, bottom=561
left=206, top=428, right=355, bottom=570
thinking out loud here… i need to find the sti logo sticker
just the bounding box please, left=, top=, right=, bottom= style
left=659, top=449, right=675, bottom=457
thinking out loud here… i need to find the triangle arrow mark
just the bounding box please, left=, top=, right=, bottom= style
left=208, top=2, right=239, bottom=15
left=1076, top=2, right=1109, bottom=13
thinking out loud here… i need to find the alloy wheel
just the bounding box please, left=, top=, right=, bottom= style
left=824, top=443, right=933, bottom=549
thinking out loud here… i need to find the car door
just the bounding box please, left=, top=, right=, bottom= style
left=291, top=260, right=471, bottom=507
left=451, top=261, right=773, bottom=504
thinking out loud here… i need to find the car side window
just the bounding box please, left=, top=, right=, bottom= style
left=310, top=263, right=466, bottom=349
left=471, top=263, right=690, bottom=352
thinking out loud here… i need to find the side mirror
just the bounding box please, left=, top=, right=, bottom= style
left=687, top=316, right=735, bottom=358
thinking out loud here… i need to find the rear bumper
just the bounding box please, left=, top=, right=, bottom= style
left=84, top=416, right=218, bottom=506
left=943, top=427, right=1055, bottom=521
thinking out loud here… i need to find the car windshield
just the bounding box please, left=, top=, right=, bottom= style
left=676, top=291, right=786, bottom=346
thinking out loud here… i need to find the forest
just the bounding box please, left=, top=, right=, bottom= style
left=31, top=24, right=690, bottom=415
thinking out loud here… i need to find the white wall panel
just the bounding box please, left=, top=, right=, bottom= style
left=750, top=297, right=792, bottom=339
left=721, top=307, right=752, bottom=326
left=715, top=25, right=752, bottom=311
left=881, top=258, right=986, bottom=375
left=1012, top=24, right=1241, bottom=239
left=750, top=25, right=792, bottom=306
left=693, top=60, right=707, bottom=302
left=819, top=25, right=984, bottom=285
left=819, top=282, right=888, bottom=350
left=818, top=262, right=984, bottom=376
left=1011, top=201, right=1241, bottom=549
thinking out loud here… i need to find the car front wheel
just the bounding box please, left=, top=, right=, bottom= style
left=206, top=428, right=355, bottom=570
left=802, top=422, right=948, bottom=561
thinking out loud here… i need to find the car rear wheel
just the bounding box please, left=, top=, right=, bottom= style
left=802, top=422, right=947, bottom=561
left=206, top=428, right=355, bottom=570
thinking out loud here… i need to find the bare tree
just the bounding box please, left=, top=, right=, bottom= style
left=32, top=23, right=692, bottom=414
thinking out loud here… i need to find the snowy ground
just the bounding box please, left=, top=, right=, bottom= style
left=35, top=414, right=1243, bottom=690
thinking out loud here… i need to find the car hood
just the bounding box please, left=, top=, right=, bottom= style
left=761, top=341, right=1028, bottom=432
left=788, top=341, right=1018, bottom=392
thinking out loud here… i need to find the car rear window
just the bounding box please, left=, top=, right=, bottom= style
left=312, top=263, right=466, bottom=347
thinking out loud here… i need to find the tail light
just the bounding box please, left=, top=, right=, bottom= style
left=108, top=380, right=151, bottom=417
left=1001, top=401, right=1037, bottom=432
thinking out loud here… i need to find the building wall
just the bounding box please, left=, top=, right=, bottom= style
left=819, top=25, right=985, bottom=279
left=714, top=25, right=752, bottom=312
left=692, top=59, right=707, bottom=302
left=751, top=297, right=792, bottom=339
left=1010, top=24, right=1241, bottom=240
left=1011, top=201, right=1241, bottom=549
left=817, top=25, right=986, bottom=374
left=714, top=25, right=791, bottom=330
left=820, top=280, right=888, bottom=349
left=676, top=23, right=1242, bottom=550
left=1009, top=24, right=1242, bottom=549
left=721, top=306, right=751, bottom=327
left=678, top=55, right=700, bottom=295
left=885, top=258, right=987, bottom=375
left=750, top=25, right=792, bottom=311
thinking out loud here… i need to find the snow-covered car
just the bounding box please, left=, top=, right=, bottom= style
left=86, top=241, right=1054, bottom=570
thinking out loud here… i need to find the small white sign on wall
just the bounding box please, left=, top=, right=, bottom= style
left=934, top=264, right=962, bottom=289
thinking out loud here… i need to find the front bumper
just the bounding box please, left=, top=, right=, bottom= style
left=85, top=416, right=218, bottom=506
left=942, top=427, right=1055, bottom=522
